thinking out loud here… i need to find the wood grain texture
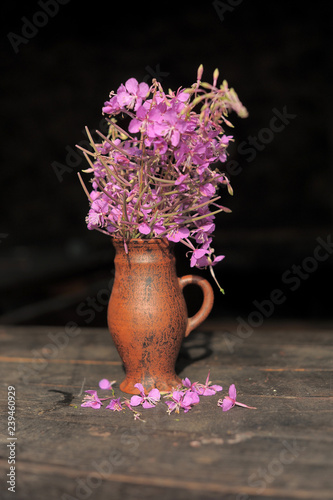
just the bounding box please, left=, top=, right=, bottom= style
left=0, top=320, right=332, bottom=500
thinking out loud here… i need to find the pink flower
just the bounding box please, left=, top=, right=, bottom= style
left=152, top=221, right=166, bottom=236
left=102, top=95, right=121, bottom=114
left=129, top=106, right=162, bottom=136
left=196, top=253, right=225, bottom=269
left=165, top=390, right=200, bottom=414
left=174, top=173, right=189, bottom=192
left=190, top=241, right=225, bottom=269
left=167, top=226, right=190, bottom=242
left=182, top=377, right=199, bottom=392
left=176, top=90, right=190, bottom=103
left=190, top=247, right=209, bottom=268
left=153, top=108, right=189, bottom=147
left=130, top=383, right=161, bottom=409
left=85, top=198, right=109, bottom=229
left=138, top=222, right=151, bottom=235
left=81, top=390, right=103, bottom=409
left=193, top=222, right=215, bottom=244
left=117, top=78, right=149, bottom=111
left=98, top=379, right=116, bottom=391
left=218, top=384, right=257, bottom=411
left=195, top=371, right=222, bottom=396
left=106, top=397, right=124, bottom=411
left=79, top=66, right=248, bottom=294
left=199, top=183, right=215, bottom=197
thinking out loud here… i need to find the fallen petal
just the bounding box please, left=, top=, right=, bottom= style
left=134, top=383, right=145, bottom=395
left=99, top=379, right=110, bottom=390
left=130, top=395, right=143, bottom=407
left=229, top=384, right=237, bottom=400
left=221, top=398, right=234, bottom=412
left=148, top=388, right=161, bottom=401
left=211, top=384, right=223, bottom=392
left=142, top=401, right=156, bottom=409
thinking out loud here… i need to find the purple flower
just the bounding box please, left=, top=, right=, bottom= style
left=199, top=183, right=216, bottom=197
left=85, top=198, right=109, bottom=229
left=182, top=377, right=199, bottom=392
left=117, top=78, right=150, bottom=111
left=153, top=108, right=189, bottom=147
left=152, top=221, right=166, bottom=236
left=81, top=390, right=103, bottom=409
left=130, top=383, right=161, bottom=409
left=167, top=226, right=190, bottom=242
left=79, top=66, right=248, bottom=293
left=106, top=397, right=124, bottom=411
left=98, top=379, right=116, bottom=391
left=129, top=106, right=162, bottom=137
left=193, top=222, right=215, bottom=244
left=190, top=247, right=209, bottom=268
left=196, top=371, right=222, bottom=396
left=102, top=94, right=121, bottom=114
left=165, top=390, right=200, bottom=414
left=190, top=241, right=225, bottom=270
left=138, top=222, right=151, bottom=235
left=176, top=90, right=190, bottom=103
left=218, top=384, right=257, bottom=411
left=174, top=173, right=189, bottom=192
left=197, top=253, right=225, bottom=269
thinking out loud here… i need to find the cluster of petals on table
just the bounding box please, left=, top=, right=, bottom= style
left=81, top=371, right=257, bottom=421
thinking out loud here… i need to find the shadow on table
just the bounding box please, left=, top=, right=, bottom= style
left=176, top=331, right=214, bottom=375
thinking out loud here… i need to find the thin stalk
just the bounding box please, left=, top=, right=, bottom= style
left=82, top=151, right=96, bottom=171
left=181, top=208, right=224, bottom=224
left=77, top=173, right=92, bottom=202
left=95, top=130, right=133, bottom=158
left=76, top=144, right=96, bottom=158
left=157, top=196, right=221, bottom=218
left=122, top=193, right=130, bottom=239
left=85, top=127, right=99, bottom=153
left=129, top=183, right=151, bottom=223
left=98, top=156, right=132, bottom=187
left=94, top=227, right=114, bottom=236
left=138, top=131, right=146, bottom=199
left=159, top=189, right=181, bottom=197
left=96, top=155, right=116, bottom=179
left=209, top=265, right=225, bottom=294
left=94, top=179, right=119, bottom=204
left=147, top=174, right=177, bottom=185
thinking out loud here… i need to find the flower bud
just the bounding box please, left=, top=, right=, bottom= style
left=197, top=64, right=204, bottom=82
left=213, top=68, right=219, bottom=87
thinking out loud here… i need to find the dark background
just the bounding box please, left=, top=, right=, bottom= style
left=1, top=1, right=332, bottom=327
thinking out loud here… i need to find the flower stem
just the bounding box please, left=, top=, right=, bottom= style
left=77, top=173, right=92, bottom=201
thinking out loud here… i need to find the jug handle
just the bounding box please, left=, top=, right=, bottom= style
left=178, top=275, right=214, bottom=337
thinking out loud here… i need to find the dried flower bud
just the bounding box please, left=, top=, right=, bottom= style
left=197, top=64, right=204, bottom=82
left=213, top=68, right=219, bottom=87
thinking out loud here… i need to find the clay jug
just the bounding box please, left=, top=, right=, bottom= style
left=107, top=238, right=214, bottom=394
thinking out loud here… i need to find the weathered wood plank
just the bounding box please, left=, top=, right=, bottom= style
left=1, top=322, right=333, bottom=500
left=3, top=459, right=333, bottom=500
left=1, top=434, right=333, bottom=500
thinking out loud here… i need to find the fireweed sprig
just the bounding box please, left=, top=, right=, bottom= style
left=80, top=373, right=257, bottom=420
left=77, top=65, right=248, bottom=292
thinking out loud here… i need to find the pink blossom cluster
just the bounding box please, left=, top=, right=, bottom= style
left=80, top=372, right=256, bottom=420
left=78, top=66, right=248, bottom=291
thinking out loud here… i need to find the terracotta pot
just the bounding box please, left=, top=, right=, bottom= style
left=107, top=238, right=214, bottom=394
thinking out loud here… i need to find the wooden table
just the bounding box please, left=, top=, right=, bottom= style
left=1, top=320, right=332, bottom=500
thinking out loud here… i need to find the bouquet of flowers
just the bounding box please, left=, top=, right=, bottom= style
left=77, top=65, right=248, bottom=292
